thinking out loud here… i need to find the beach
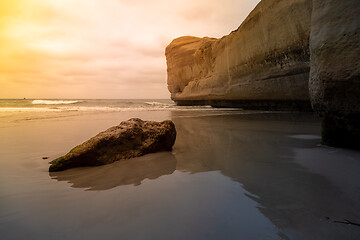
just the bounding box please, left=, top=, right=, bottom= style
left=1, top=99, right=360, bottom=239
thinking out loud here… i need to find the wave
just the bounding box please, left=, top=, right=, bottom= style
left=0, top=108, right=61, bottom=112
left=55, top=106, right=241, bottom=112
left=0, top=105, right=241, bottom=113
left=144, top=101, right=174, bottom=106
left=32, top=100, right=81, bottom=105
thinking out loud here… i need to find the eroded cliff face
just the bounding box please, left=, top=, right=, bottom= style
left=309, top=0, right=360, bottom=148
left=166, top=0, right=313, bottom=110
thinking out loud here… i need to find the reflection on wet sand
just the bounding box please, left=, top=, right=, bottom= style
left=172, top=111, right=360, bottom=239
left=50, top=111, right=360, bottom=239
left=50, top=152, right=176, bottom=190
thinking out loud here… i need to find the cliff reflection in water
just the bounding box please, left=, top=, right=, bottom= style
left=171, top=111, right=360, bottom=239
left=50, top=111, right=360, bottom=238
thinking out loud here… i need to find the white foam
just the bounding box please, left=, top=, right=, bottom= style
left=32, top=100, right=80, bottom=105
left=0, top=108, right=61, bottom=112
left=58, top=106, right=241, bottom=112
left=144, top=101, right=174, bottom=107
left=0, top=105, right=241, bottom=113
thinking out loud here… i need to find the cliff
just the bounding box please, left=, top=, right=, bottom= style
left=166, top=0, right=360, bottom=148
left=165, top=0, right=313, bottom=110
left=309, top=0, right=360, bottom=148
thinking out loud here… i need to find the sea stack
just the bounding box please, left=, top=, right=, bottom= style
left=49, top=118, right=177, bottom=172
left=165, top=0, right=313, bottom=110
left=309, top=0, right=360, bottom=148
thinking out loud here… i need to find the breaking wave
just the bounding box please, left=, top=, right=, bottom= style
left=0, top=99, right=242, bottom=113
left=145, top=101, right=173, bottom=106
left=32, top=100, right=80, bottom=105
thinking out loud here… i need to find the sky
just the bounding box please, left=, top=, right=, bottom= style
left=0, top=0, right=260, bottom=99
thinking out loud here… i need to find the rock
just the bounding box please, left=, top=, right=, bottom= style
left=165, top=0, right=313, bottom=110
left=49, top=118, right=176, bottom=172
left=309, top=0, right=360, bottom=148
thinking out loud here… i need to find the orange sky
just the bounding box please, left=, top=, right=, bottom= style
left=0, top=0, right=260, bottom=99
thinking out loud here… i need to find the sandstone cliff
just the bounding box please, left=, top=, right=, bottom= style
left=309, top=0, right=360, bottom=148
left=166, top=0, right=313, bottom=110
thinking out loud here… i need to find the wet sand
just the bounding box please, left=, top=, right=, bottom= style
left=1, top=110, right=360, bottom=239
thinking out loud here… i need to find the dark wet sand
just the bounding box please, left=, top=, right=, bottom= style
left=1, top=110, right=360, bottom=239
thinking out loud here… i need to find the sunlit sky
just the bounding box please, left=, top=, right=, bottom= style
left=0, top=0, right=260, bottom=99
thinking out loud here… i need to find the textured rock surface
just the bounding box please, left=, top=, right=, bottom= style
left=309, top=0, right=360, bottom=148
left=49, top=118, right=176, bottom=172
left=165, top=0, right=313, bottom=110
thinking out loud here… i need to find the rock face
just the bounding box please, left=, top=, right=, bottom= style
left=165, top=0, right=313, bottom=110
left=309, top=0, right=360, bottom=148
left=49, top=118, right=176, bottom=172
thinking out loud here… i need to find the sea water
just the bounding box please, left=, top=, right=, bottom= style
left=0, top=99, right=222, bottom=112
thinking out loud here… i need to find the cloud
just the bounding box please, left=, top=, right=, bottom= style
left=0, top=0, right=260, bottom=99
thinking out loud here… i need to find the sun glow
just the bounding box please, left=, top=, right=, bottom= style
left=0, top=0, right=260, bottom=99
left=29, top=40, right=70, bottom=53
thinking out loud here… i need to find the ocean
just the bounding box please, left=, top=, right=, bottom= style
left=1, top=99, right=360, bottom=239
left=0, top=99, right=226, bottom=112
left=0, top=99, right=236, bottom=124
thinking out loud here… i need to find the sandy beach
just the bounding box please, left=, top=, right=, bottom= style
left=1, top=104, right=360, bottom=239
left=1, top=0, right=359, bottom=238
